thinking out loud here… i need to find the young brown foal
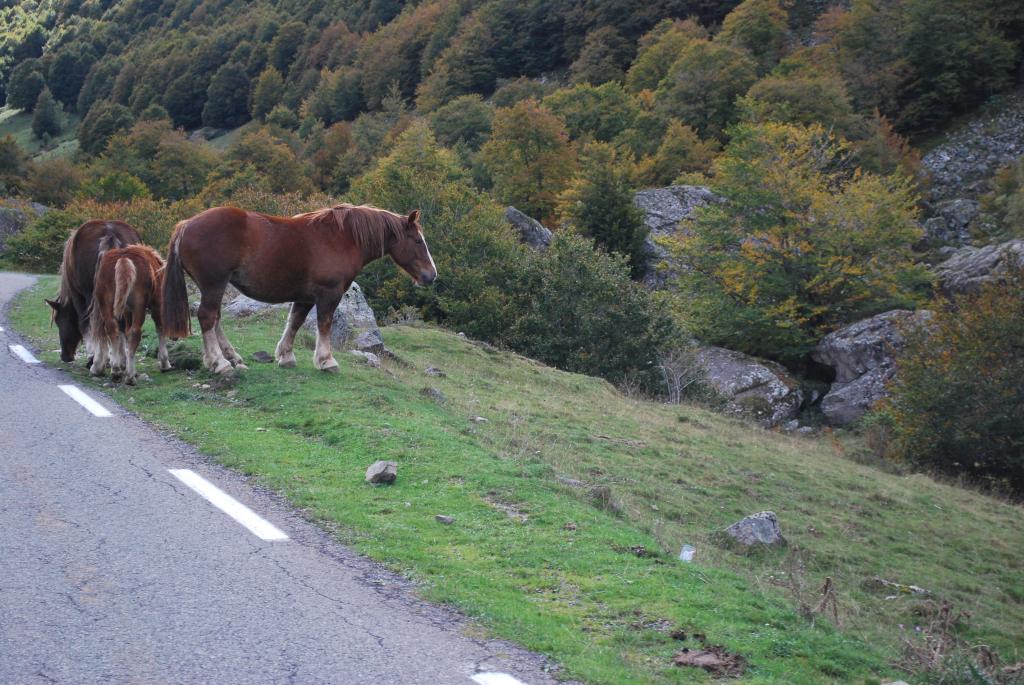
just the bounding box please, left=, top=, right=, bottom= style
left=90, top=245, right=171, bottom=384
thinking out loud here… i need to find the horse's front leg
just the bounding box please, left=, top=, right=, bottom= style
left=197, top=290, right=233, bottom=374
left=214, top=320, right=247, bottom=370
left=275, top=301, right=313, bottom=368
left=312, top=293, right=342, bottom=373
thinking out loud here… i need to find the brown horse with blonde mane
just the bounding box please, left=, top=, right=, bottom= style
left=90, top=245, right=171, bottom=384
left=162, top=204, right=437, bottom=374
left=46, top=220, right=141, bottom=363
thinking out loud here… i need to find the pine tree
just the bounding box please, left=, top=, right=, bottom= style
left=31, top=88, right=62, bottom=140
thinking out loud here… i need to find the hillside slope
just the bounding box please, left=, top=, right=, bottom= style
left=7, top=276, right=1023, bottom=684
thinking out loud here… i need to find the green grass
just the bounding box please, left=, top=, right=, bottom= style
left=0, top=105, right=80, bottom=158
left=8, top=275, right=1024, bottom=684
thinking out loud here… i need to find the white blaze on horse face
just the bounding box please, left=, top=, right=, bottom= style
left=419, top=229, right=437, bottom=280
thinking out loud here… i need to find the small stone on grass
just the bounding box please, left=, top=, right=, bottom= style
left=435, top=514, right=455, bottom=524
left=365, top=460, right=398, bottom=485
left=251, top=350, right=274, bottom=363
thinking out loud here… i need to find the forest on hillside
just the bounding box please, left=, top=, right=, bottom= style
left=2, top=0, right=1024, bottom=495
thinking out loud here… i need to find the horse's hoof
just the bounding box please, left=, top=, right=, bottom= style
left=320, top=361, right=340, bottom=374
left=278, top=359, right=297, bottom=369
left=125, top=375, right=137, bottom=386
left=212, top=359, right=233, bottom=374
left=233, top=362, right=249, bottom=371
left=160, top=364, right=173, bottom=372
left=90, top=367, right=104, bottom=377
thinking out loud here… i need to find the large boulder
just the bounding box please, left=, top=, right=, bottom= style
left=724, top=511, right=784, bottom=546
left=934, top=238, right=1024, bottom=296
left=694, top=346, right=803, bottom=428
left=812, top=310, right=933, bottom=425
left=0, top=198, right=49, bottom=253
left=632, top=185, right=718, bottom=288
left=504, top=206, right=552, bottom=249
left=301, top=281, right=383, bottom=350
left=224, top=282, right=383, bottom=350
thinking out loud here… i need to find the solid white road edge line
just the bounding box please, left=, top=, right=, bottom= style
left=10, top=344, right=39, bottom=364
left=168, top=469, right=289, bottom=541
left=472, top=674, right=529, bottom=685
left=58, top=385, right=113, bottom=417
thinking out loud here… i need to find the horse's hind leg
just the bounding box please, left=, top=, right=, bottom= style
left=275, top=301, right=313, bottom=368
left=124, top=323, right=143, bottom=385
left=89, top=321, right=110, bottom=377
left=214, top=320, right=247, bottom=370
left=312, top=293, right=342, bottom=373
left=197, top=286, right=232, bottom=374
left=149, top=301, right=172, bottom=372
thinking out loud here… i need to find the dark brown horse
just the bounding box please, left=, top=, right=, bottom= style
left=90, top=245, right=171, bottom=384
left=46, top=220, right=141, bottom=363
left=162, top=204, right=437, bottom=374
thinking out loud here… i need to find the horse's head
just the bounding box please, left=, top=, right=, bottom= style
left=389, top=210, right=437, bottom=286
left=45, top=298, right=82, bottom=362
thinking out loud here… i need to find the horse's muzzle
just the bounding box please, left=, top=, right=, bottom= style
left=418, top=271, right=437, bottom=286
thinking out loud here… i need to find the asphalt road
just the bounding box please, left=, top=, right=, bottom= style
left=0, top=272, right=561, bottom=685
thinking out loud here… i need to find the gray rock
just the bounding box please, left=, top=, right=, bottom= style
left=435, top=514, right=455, bottom=524
left=365, top=460, right=397, bottom=484
left=632, top=185, right=719, bottom=288
left=223, top=294, right=288, bottom=317
left=354, top=330, right=386, bottom=353
left=504, top=206, right=552, bottom=249
left=813, top=310, right=933, bottom=425
left=725, top=511, right=784, bottom=546
left=795, top=426, right=815, bottom=436
left=693, top=346, right=803, bottom=428
left=250, top=350, right=274, bottom=363
left=420, top=387, right=446, bottom=403
left=424, top=366, right=446, bottom=377
left=923, top=199, right=980, bottom=244
left=934, top=238, right=1024, bottom=296
left=0, top=199, right=48, bottom=253
left=782, top=419, right=799, bottom=432
left=350, top=350, right=381, bottom=368
left=301, top=282, right=383, bottom=350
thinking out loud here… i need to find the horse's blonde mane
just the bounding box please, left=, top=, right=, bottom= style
left=298, top=204, right=409, bottom=256
left=56, top=228, right=78, bottom=305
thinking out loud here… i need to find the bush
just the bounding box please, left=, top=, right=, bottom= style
left=882, top=269, right=1024, bottom=492
left=670, top=121, right=931, bottom=364
left=506, top=232, right=677, bottom=389
left=3, top=208, right=86, bottom=272
left=24, top=158, right=82, bottom=207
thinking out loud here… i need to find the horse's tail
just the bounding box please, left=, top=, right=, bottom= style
left=113, top=257, right=136, bottom=322
left=161, top=221, right=192, bottom=339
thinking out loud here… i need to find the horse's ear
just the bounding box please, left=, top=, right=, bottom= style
left=45, top=298, right=59, bottom=310
left=407, top=209, right=419, bottom=225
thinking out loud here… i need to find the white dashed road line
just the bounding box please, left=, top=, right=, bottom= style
left=169, top=469, right=289, bottom=541
left=9, top=344, right=39, bottom=364
left=472, top=674, right=529, bottom=685
left=58, top=384, right=113, bottom=417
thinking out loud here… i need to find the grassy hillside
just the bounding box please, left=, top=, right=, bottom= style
left=7, top=276, right=1024, bottom=684
left=0, top=105, right=79, bottom=158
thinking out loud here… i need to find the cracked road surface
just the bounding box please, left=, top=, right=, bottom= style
left=0, top=273, right=561, bottom=685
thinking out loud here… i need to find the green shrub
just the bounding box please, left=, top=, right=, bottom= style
left=881, top=269, right=1024, bottom=493
left=2, top=208, right=86, bottom=272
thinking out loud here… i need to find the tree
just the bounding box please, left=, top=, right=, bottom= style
left=479, top=99, right=577, bottom=223
left=0, top=136, right=29, bottom=194
left=883, top=269, right=1024, bottom=492
left=24, top=158, right=82, bottom=207
left=428, top=94, right=493, bottom=150
left=416, top=12, right=497, bottom=111
left=211, top=128, right=313, bottom=195
left=6, top=60, right=46, bottom=111
left=625, top=18, right=707, bottom=93
left=559, top=142, right=648, bottom=278
left=31, top=88, right=62, bottom=140
left=715, top=0, right=789, bottom=74
left=569, top=26, right=631, bottom=85
left=47, top=44, right=97, bottom=110
left=251, top=66, right=284, bottom=120
left=635, top=119, right=717, bottom=186
left=542, top=82, right=642, bottom=142
left=162, top=71, right=206, bottom=130
left=269, top=22, right=307, bottom=74
left=303, top=66, right=363, bottom=124
left=203, top=63, right=252, bottom=128
left=739, top=70, right=860, bottom=137
left=78, top=101, right=135, bottom=156
left=670, top=121, right=931, bottom=364
left=656, top=41, right=757, bottom=140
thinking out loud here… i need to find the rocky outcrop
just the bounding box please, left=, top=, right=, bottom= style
left=0, top=198, right=49, bottom=253
left=633, top=185, right=718, bottom=288
left=812, top=310, right=933, bottom=425
left=301, top=282, right=383, bottom=350
left=504, top=206, right=552, bottom=249
left=224, top=282, right=383, bottom=351
left=920, top=89, right=1024, bottom=243
left=694, top=346, right=803, bottom=428
left=934, top=238, right=1024, bottom=295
